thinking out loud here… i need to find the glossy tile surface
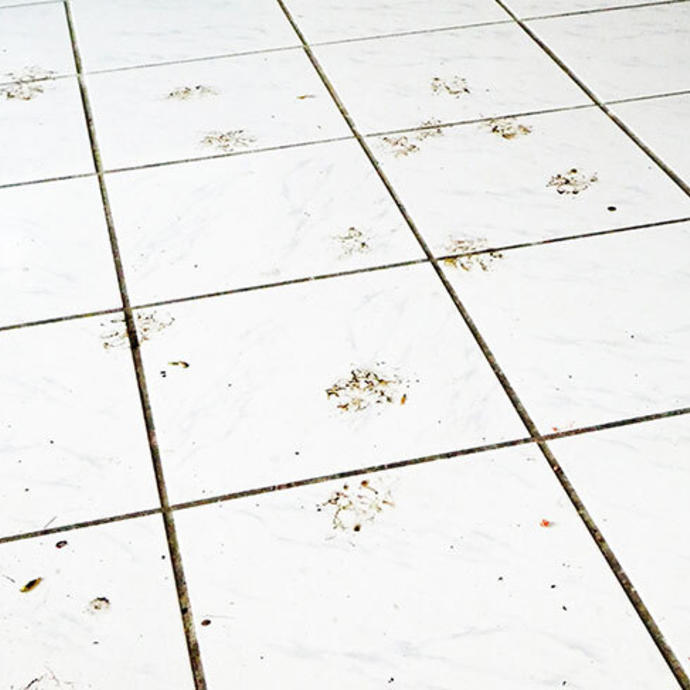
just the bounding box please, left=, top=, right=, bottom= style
left=0, top=177, right=120, bottom=327
left=70, top=0, right=298, bottom=71
left=612, top=93, right=690, bottom=184
left=528, top=4, right=690, bottom=101
left=0, top=316, right=159, bottom=537
left=287, top=0, right=507, bottom=43
left=0, top=75, right=94, bottom=185
left=86, top=52, right=350, bottom=170
left=314, top=23, right=589, bottom=133
left=442, top=224, right=690, bottom=432
left=368, top=107, right=690, bottom=250
left=550, top=415, right=690, bottom=678
left=175, top=447, right=677, bottom=689
left=504, top=0, right=675, bottom=17
left=0, top=516, right=194, bottom=689
left=136, top=265, right=526, bottom=504
left=108, top=139, right=423, bottom=305
left=0, top=2, right=74, bottom=78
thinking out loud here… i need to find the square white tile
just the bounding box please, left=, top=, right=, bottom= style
left=175, top=446, right=677, bottom=689
left=135, top=264, right=526, bottom=504
left=441, top=223, right=690, bottom=432
left=0, top=316, right=160, bottom=537
left=0, top=177, right=121, bottom=327
left=286, top=0, right=507, bottom=44
left=503, top=0, right=671, bottom=18
left=313, top=23, right=589, bottom=134
left=527, top=4, right=690, bottom=101
left=107, top=139, right=424, bottom=305
left=0, top=75, right=94, bottom=186
left=0, top=516, right=195, bottom=689
left=85, top=52, right=350, bottom=170
left=0, top=2, right=75, bottom=79
left=69, top=0, right=298, bottom=72
left=367, top=107, right=690, bottom=252
left=612, top=93, right=690, bottom=185
left=550, top=415, right=690, bottom=678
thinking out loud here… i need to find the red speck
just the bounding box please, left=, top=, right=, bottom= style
left=540, top=519, right=551, bottom=528
left=551, top=427, right=559, bottom=432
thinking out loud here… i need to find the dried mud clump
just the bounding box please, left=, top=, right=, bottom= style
left=442, top=238, right=503, bottom=272
left=201, top=129, right=256, bottom=152
left=326, top=367, right=406, bottom=412
left=431, top=76, right=470, bottom=97
left=317, top=478, right=394, bottom=531
left=1, top=67, right=55, bottom=101
left=485, top=117, right=532, bottom=140
left=547, top=168, right=598, bottom=195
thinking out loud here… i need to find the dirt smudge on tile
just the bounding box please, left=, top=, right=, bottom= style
left=547, top=168, right=598, bottom=195
left=317, top=478, right=394, bottom=532
left=334, top=226, right=370, bottom=255
left=442, top=238, right=503, bottom=272
left=431, top=75, right=470, bottom=97
left=484, top=117, right=532, bottom=140
left=167, top=84, right=217, bottom=100
left=100, top=311, right=175, bottom=350
left=325, top=366, right=408, bottom=412
left=201, top=129, right=256, bottom=152
left=1, top=67, right=55, bottom=101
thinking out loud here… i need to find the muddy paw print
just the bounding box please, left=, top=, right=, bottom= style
left=442, top=238, right=503, bottom=272
left=317, top=478, right=394, bottom=532
left=381, top=135, right=419, bottom=157
left=325, top=366, right=408, bottom=412
left=484, top=117, right=532, bottom=140
left=335, top=226, right=370, bottom=255
left=1, top=67, right=55, bottom=101
left=430, top=76, right=470, bottom=97
left=167, top=84, right=217, bottom=100
left=201, top=129, right=256, bottom=152
left=547, top=168, right=598, bottom=195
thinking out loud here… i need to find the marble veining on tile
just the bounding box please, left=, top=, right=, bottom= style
left=175, top=447, right=678, bottom=689
left=85, top=51, right=350, bottom=170
left=107, top=139, right=423, bottom=304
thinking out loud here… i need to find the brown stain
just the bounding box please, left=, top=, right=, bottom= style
left=296, top=93, right=315, bottom=100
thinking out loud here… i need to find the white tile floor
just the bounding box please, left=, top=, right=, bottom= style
left=1, top=1, right=689, bottom=689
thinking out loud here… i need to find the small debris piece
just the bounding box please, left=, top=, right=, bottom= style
left=431, top=76, right=470, bottom=97
left=201, top=129, right=256, bottom=152
left=20, top=577, right=42, bottom=593
left=400, top=394, right=407, bottom=405
left=201, top=618, right=211, bottom=626
left=547, top=168, right=598, bottom=195
left=55, top=540, right=68, bottom=549
left=296, top=94, right=316, bottom=99
left=168, top=361, right=190, bottom=368
left=89, top=596, right=111, bottom=612
left=540, top=519, right=552, bottom=527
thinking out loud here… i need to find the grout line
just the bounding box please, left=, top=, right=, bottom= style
left=605, top=88, right=690, bottom=105
left=0, top=216, right=687, bottom=336
left=2, top=403, right=689, bottom=544
left=493, top=0, right=690, bottom=197
left=0, top=0, right=58, bottom=9
left=522, top=0, right=689, bottom=21
left=278, top=0, right=690, bottom=686
left=62, top=3, right=208, bottom=688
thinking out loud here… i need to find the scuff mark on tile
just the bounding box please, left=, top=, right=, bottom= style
left=431, top=75, right=470, bottom=97
left=201, top=129, right=256, bottom=152
left=547, top=168, right=598, bottom=195
left=18, top=669, right=69, bottom=690
left=317, top=478, right=394, bottom=532
left=442, top=238, right=503, bottom=272
left=326, top=366, right=407, bottom=412
left=167, top=84, right=217, bottom=100
left=1, top=67, right=55, bottom=101
left=334, top=226, right=370, bottom=255
left=484, top=117, right=532, bottom=140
